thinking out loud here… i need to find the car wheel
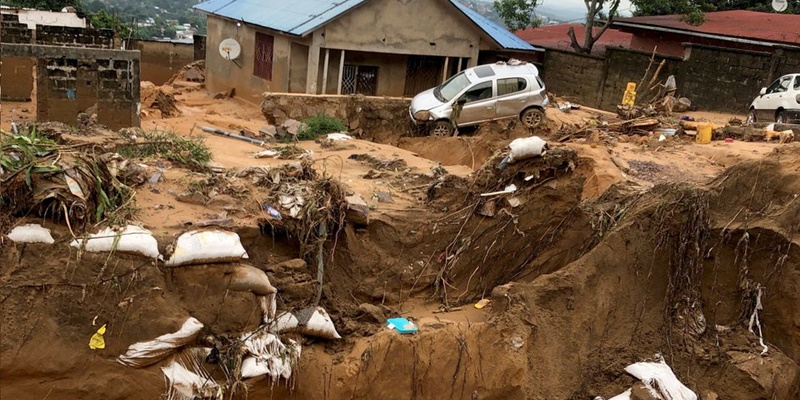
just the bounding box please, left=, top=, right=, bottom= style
left=776, top=111, right=786, bottom=124
left=429, top=120, right=452, bottom=137
left=521, top=108, right=545, bottom=128
left=746, top=109, right=757, bottom=125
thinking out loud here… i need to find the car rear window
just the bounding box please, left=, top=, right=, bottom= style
left=497, top=78, right=527, bottom=96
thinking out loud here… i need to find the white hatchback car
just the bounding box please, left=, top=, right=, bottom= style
left=409, top=61, right=549, bottom=136
left=747, top=73, right=800, bottom=124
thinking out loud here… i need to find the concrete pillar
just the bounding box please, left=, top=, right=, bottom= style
left=456, top=57, right=463, bottom=73
left=442, top=56, right=449, bottom=83
left=337, top=49, right=346, bottom=95
left=468, top=45, right=480, bottom=67
left=306, top=30, right=323, bottom=94
left=322, top=48, right=330, bottom=94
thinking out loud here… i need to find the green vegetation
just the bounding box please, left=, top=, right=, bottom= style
left=493, top=0, right=540, bottom=31
left=0, top=128, right=60, bottom=188
left=117, top=130, right=212, bottom=171
left=296, top=115, right=348, bottom=141
left=0, top=0, right=207, bottom=40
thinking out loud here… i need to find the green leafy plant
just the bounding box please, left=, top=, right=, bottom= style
left=0, top=128, right=61, bottom=187
left=117, top=129, right=212, bottom=171
left=295, top=115, right=348, bottom=141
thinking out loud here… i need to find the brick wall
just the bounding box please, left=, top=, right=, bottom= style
left=130, top=40, right=194, bottom=85
left=35, top=25, right=114, bottom=48
left=541, top=43, right=800, bottom=114
left=540, top=48, right=605, bottom=106
left=1, top=21, right=35, bottom=100
left=1, top=21, right=32, bottom=43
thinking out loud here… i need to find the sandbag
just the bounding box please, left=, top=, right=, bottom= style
left=118, top=317, right=204, bottom=368
left=240, top=332, right=300, bottom=381
left=507, top=136, right=548, bottom=163
left=625, top=356, right=697, bottom=400
left=226, top=265, right=277, bottom=296
left=164, top=229, right=248, bottom=267
left=70, top=225, right=160, bottom=258
left=7, top=224, right=55, bottom=244
left=272, top=306, right=341, bottom=339
left=161, top=360, right=219, bottom=400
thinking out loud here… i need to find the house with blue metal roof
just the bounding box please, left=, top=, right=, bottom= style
left=193, top=0, right=541, bottom=100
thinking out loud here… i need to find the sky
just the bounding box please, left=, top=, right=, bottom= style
left=537, top=0, right=635, bottom=21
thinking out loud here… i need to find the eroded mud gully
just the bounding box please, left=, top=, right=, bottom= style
left=2, top=134, right=800, bottom=399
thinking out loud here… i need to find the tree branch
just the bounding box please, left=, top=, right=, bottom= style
left=593, top=0, right=621, bottom=42
left=567, top=26, right=584, bottom=53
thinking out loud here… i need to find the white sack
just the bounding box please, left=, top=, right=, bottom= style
left=227, top=265, right=277, bottom=296
left=272, top=306, right=341, bottom=339
left=164, top=230, right=248, bottom=267
left=625, top=357, right=697, bottom=400
left=161, top=360, right=219, bottom=400
left=326, top=133, right=353, bottom=141
left=7, top=224, right=55, bottom=244
left=240, top=338, right=301, bottom=381
left=70, top=225, right=160, bottom=258
left=507, top=136, right=547, bottom=163
left=118, top=318, right=204, bottom=367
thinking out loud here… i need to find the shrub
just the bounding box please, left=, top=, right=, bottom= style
left=296, top=115, right=347, bottom=141
left=117, top=129, right=212, bottom=171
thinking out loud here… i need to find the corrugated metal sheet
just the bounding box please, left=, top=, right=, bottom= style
left=449, top=0, right=539, bottom=51
left=194, top=0, right=366, bottom=36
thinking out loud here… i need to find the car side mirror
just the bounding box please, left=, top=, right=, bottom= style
left=759, top=87, right=767, bottom=96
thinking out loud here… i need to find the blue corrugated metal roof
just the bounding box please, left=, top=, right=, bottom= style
left=449, top=0, right=540, bottom=51
left=193, top=0, right=366, bottom=36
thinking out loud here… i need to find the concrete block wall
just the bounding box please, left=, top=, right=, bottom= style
left=36, top=25, right=114, bottom=48
left=129, top=40, right=194, bottom=85
left=598, top=48, right=681, bottom=110
left=193, top=35, right=206, bottom=61
left=541, top=48, right=605, bottom=106
left=1, top=21, right=35, bottom=100
left=2, top=43, right=140, bottom=129
left=678, top=45, right=772, bottom=113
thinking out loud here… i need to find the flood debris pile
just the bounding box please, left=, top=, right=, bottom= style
left=1, top=127, right=140, bottom=228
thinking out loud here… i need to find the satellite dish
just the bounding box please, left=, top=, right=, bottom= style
left=772, top=0, right=788, bottom=12
left=219, top=38, right=242, bottom=60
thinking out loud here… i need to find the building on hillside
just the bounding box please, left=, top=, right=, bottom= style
left=0, top=6, right=86, bottom=29
left=193, top=0, right=540, bottom=101
left=515, top=23, right=633, bottom=55
left=611, top=10, right=800, bottom=57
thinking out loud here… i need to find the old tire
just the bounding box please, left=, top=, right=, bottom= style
left=746, top=109, right=757, bottom=125
left=430, top=120, right=452, bottom=137
left=776, top=110, right=787, bottom=124
left=521, top=108, right=545, bottom=128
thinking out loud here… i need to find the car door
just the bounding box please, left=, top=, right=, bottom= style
left=495, top=77, right=530, bottom=119
left=757, top=76, right=791, bottom=121
left=454, top=80, right=495, bottom=126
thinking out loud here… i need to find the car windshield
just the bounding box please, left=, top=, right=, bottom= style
left=435, top=72, right=472, bottom=102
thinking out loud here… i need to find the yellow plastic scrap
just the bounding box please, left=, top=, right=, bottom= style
left=89, top=324, right=107, bottom=350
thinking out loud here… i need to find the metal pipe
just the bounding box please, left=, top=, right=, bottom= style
left=202, top=126, right=264, bottom=146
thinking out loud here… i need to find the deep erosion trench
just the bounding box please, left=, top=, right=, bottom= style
left=2, top=147, right=800, bottom=399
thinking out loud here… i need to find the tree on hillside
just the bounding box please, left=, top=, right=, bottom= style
left=630, top=0, right=800, bottom=17
left=493, top=0, right=540, bottom=31
left=0, top=0, right=78, bottom=11
left=567, top=0, right=622, bottom=54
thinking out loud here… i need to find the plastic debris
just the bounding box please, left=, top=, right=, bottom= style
left=475, top=299, right=491, bottom=309
left=747, top=285, right=768, bottom=355
left=7, top=224, right=55, bottom=244
left=164, top=230, right=248, bottom=267
left=271, top=306, right=342, bottom=339
left=386, top=317, right=418, bottom=334
left=70, top=225, right=161, bottom=259
left=624, top=354, right=697, bottom=400
left=254, top=149, right=280, bottom=158
left=262, top=204, right=282, bottom=219
left=118, top=318, right=204, bottom=368
left=89, top=324, right=107, bottom=350
left=161, top=359, right=220, bottom=400
left=326, top=133, right=353, bottom=141
left=480, top=184, right=517, bottom=197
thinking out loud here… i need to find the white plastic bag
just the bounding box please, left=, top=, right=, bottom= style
left=70, top=225, right=160, bottom=258
left=118, top=317, right=204, bottom=367
left=7, top=224, right=55, bottom=244
left=624, top=356, right=697, bottom=400
left=272, top=306, right=341, bottom=339
left=507, top=136, right=548, bottom=163
left=164, top=230, right=248, bottom=267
